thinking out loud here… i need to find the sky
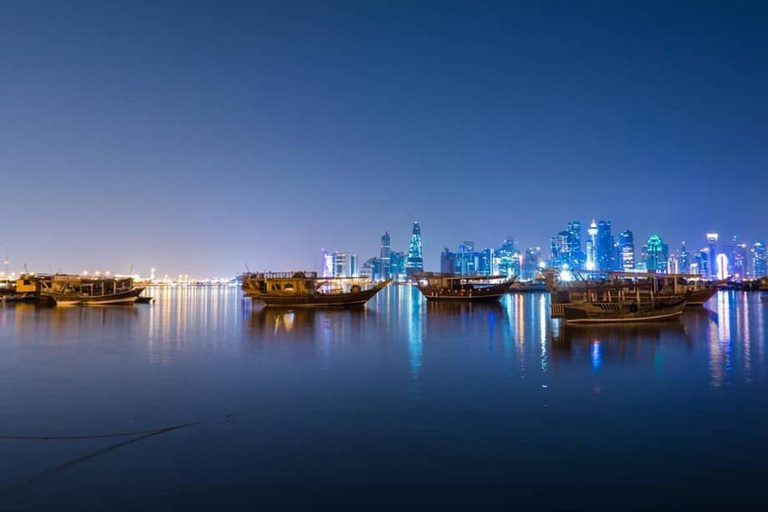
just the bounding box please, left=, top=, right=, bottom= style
left=2, top=0, right=767, bottom=277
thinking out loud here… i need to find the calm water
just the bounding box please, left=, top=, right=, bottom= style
left=1, top=287, right=767, bottom=510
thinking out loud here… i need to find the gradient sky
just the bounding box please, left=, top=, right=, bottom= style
left=2, top=0, right=767, bottom=276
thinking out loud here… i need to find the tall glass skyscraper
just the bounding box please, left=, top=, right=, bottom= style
left=568, top=221, right=583, bottom=267
left=405, top=222, right=423, bottom=277
left=618, top=230, right=635, bottom=271
left=679, top=242, right=689, bottom=273
left=498, top=238, right=518, bottom=277
left=597, top=220, right=613, bottom=271
left=707, top=233, right=718, bottom=278
left=586, top=220, right=598, bottom=271
left=380, top=231, right=391, bottom=280
left=753, top=242, right=767, bottom=277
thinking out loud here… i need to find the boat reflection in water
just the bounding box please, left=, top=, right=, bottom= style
left=551, top=321, right=691, bottom=368
left=246, top=307, right=370, bottom=343
left=424, top=300, right=505, bottom=317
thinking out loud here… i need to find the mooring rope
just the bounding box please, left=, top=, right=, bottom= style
left=0, top=400, right=301, bottom=498
left=0, top=400, right=298, bottom=441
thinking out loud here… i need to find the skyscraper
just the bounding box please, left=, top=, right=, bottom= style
left=550, top=231, right=571, bottom=268
left=349, top=254, right=358, bottom=277
left=380, top=231, right=391, bottom=280
left=405, top=222, right=423, bottom=277
left=644, top=235, right=669, bottom=273
left=440, top=247, right=456, bottom=274
left=596, top=220, right=613, bottom=271
left=618, top=230, right=635, bottom=271
left=679, top=242, right=689, bottom=273
left=497, top=238, right=518, bottom=277
left=586, top=219, right=598, bottom=271
left=707, top=233, right=718, bottom=278
left=753, top=242, right=767, bottom=278
left=568, top=221, right=583, bottom=268
left=479, top=248, right=494, bottom=276
left=331, top=251, right=347, bottom=277
left=456, top=241, right=476, bottom=276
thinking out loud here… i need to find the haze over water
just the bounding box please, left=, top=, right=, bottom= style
left=1, top=288, right=767, bottom=509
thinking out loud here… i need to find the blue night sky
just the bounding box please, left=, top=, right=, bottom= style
left=2, top=0, right=767, bottom=276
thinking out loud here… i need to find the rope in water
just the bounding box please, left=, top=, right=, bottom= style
left=0, top=419, right=207, bottom=440
left=0, top=400, right=298, bottom=441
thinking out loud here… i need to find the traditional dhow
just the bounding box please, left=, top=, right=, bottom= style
left=40, top=275, right=144, bottom=306
left=545, top=270, right=688, bottom=324
left=414, top=273, right=516, bottom=302
left=242, top=271, right=390, bottom=307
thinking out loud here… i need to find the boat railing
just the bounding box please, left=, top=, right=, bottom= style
left=244, top=271, right=319, bottom=279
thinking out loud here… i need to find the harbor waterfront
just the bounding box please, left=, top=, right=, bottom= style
left=1, top=286, right=767, bottom=508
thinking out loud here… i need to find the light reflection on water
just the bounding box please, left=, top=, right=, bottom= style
left=1, top=287, right=767, bottom=508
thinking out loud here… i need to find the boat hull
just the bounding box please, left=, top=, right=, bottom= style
left=418, top=289, right=507, bottom=302
left=248, top=283, right=387, bottom=308
left=562, top=300, right=686, bottom=324
left=43, top=289, right=142, bottom=306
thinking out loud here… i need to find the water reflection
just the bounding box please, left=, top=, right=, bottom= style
left=245, top=306, right=370, bottom=370
left=551, top=321, right=690, bottom=367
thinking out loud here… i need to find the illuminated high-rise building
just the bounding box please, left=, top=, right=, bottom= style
left=618, top=230, right=635, bottom=271
left=497, top=238, right=518, bottom=277
left=586, top=219, right=598, bottom=271
left=390, top=251, right=407, bottom=280
left=697, top=249, right=709, bottom=277
left=456, top=241, right=476, bottom=276
left=568, top=221, right=583, bottom=267
left=716, top=253, right=729, bottom=280
left=707, top=233, right=718, bottom=278
left=752, top=242, right=767, bottom=278
left=550, top=231, right=571, bottom=268
left=679, top=242, right=689, bottom=273
left=478, top=248, right=495, bottom=275
left=349, top=254, right=358, bottom=277
left=331, top=251, right=347, bottom=277
left=596, top=220, right=614, bottom=271
left=380, top=231, right=391, bottom=280
left=405, top=222, right=424, bottom=277
left=644, top=235, right=668, bottom=273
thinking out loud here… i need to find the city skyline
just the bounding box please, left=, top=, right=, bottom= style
left=1, top=216, right=766, bottom=278
left=3, top=1, right=768, bottom=275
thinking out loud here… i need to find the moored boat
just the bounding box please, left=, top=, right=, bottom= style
left=40, top=275, right=143, bottom=306
left=414, top=273, right=516, bottom=302
left=242, top=271, right=390, bottom=307
left=544, top=269, right=688, bottom=324
left=560, top=296, right=687, bottom=324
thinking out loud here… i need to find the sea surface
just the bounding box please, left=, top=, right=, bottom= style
left=1, top=286, right=767, bottom=510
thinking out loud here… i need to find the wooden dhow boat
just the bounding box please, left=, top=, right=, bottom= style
left=241, top=271, right=390, bottom=307
left=414, top=273, right=516, bottom=302
left=40, top=275, right=144, bottom=306
left=544, top=270, right=688, bottom=324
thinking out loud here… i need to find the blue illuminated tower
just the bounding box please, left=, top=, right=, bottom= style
left=405, top=222, right=423, bottom=277
left=707, top=233, right=718, bottom=278
left=597, top=220, right=613, bottom=271
left=380, top=231, right=391, bottom=280
left=586, top=220, right=598, bottom=271
left=644, top=235, right=669, bottom=273
left=618, top=230, right=635, bottom=271
left=753, top=242, right=767, bottom=277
